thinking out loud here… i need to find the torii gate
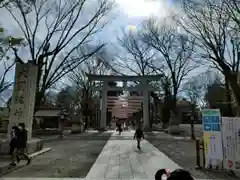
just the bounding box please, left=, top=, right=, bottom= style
left=87, top=74, right=161, bottom=131
left=107, top=96, right=143, bottom=119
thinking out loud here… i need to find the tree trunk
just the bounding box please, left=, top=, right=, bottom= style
left=35, top=91, right=45, bottom=109
left=161, top=102, right=171, bottom=126
left=168, top=95, right=180, bottom=135
left=190, top=121, right=195, bottom=140
left=226, top=72, right=240, bottom=113
left=190, top=103, right=196, bottom=140
left=149, top=102, right=152, bottom=129
left=224, top=75, right=234, bottom=116
left=169, top=95, right=178, bottom=125
left=35, top=64, right=44, bottom=109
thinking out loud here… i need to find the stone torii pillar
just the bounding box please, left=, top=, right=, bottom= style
left=99, top=81, right=108, bottom=131
left=141, top=80, right=150, bottom=131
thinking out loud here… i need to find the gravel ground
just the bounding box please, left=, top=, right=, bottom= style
left=3, top=131, right=111, bottom=178
left=147, top=135, right=238, bottom=180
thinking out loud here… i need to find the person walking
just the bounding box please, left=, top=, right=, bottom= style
left=133, top=126, right=144, bottom=150
left=116, top=119, right=122, bottom=135
left=9, top=125, right=20, bottom=166
left=84, top=117, right=88, bottom=131
left=16, top=123, right=31, bottom=165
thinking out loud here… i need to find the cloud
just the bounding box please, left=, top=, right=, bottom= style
left=0, top=0, right=189, bottom=90
left=116, top=0, right=168, bottom=18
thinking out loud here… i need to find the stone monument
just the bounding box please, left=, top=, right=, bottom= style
left=0, top=61, right=43, bottom=154
left=168, top=110, right=180, bottom=135
left=7, top=61, right=37, bottom=139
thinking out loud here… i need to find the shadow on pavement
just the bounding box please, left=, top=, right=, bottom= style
left=41, top=131, right=113, bottom=143
left=3, top=131, right=112, bottom=178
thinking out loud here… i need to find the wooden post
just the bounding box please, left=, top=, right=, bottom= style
left=195, top=139, right=201, bottom=169
left=202, top=139, right=206, bottom=168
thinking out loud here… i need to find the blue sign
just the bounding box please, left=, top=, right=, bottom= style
left=202, top=109, right=221, bottom=132
left=204, top=124, right=211, bottom=131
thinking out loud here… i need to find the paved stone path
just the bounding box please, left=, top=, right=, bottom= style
left=87, top=130, right=181, bottom=180
left=2, top=131, right=111, bottom=178
left=2, top=130, right=182, bottom=180
left=3, top=130, right=236, bottom=180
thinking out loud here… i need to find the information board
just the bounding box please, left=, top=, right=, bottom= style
left=202, top=109, right=223, bottom=168
left=222, top=117, right=240, bottom=171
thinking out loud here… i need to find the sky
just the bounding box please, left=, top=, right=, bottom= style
left=102, top=0, right=177, bottom=42
left=0, top=0, right=187, bottom=105
left=0, top=0, right=180, bottom=77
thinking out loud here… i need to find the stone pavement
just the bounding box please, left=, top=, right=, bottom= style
left=147, top=133, right=238, bottom=180
left=1, top=130, right=183, bottom=180
left=86, top=130, right=181, bottom=180
left=3, top=130, right=234, bottom=180
left=2, top=131, right=112, bottom=178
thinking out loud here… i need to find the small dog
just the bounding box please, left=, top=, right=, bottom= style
left=155, top=169, right=194, bottom=180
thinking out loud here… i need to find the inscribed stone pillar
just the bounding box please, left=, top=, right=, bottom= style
left=8, top=61, right=38, bottom=140
left=58, top=118, right=64, bottom=137
left=99, top=81, right=107, bottom=131
left=142, top=81, right=150, bottom=131
left=168, top=110, right=180, bottom=135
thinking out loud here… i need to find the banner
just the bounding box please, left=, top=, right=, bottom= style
left=236, top=120, right=240, bottom=170
left=222, top=117, right=240, bottom=171
left=202, top=109, right=223, bottom=168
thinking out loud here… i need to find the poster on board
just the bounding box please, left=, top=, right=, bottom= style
left=222, top=117, right=240, bottom=171
left=202, top=109, right=223, bottom=169
left=235, top=119, right=240, bottom=170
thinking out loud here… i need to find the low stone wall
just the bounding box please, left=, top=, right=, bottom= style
left=0, top=138, right=43, bottom=155
left=71, top=124, right=84, bottom=133
left=32, top=129, right=61, bottom=136
left=2, top=128, right=70, bottom=137
left=179, top=124, right=203, bottom=138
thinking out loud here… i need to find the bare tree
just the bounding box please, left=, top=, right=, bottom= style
left=3, top=0, right=113, bottom=106
left=117, top=30, right=155, bottom=76
left=141, top=18, right=198, bottom=128
left=223, top=0, right=240, bottom=29
left=69, top=48, right=113, bottom=92
left=0, top=27, right=24, bottom=98
left=183, top=80, right=199, bottom=140
left=67, top=48, right=114, bottom=127
left=183, top=70, right=223, bottom=108
left=183, top=70, right=224, bottom=139
left=68, top=48, right=113, bottom=107
left=178, top=0, right=240, bottom=109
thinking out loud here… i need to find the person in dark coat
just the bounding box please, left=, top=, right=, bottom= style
left=16, top=123, right=31, bottom=165
left=155, top=169, right=194, bottom=180
left=9, top=125, right=20, bottom=166
left=116, top=119, right=122, bottom=135
left=133, top=126, right=144, bottom=150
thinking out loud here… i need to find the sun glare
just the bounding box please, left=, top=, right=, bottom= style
left=117, top=0, right=166, bottom=17
left=127, top=25, right=137, bottom=31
